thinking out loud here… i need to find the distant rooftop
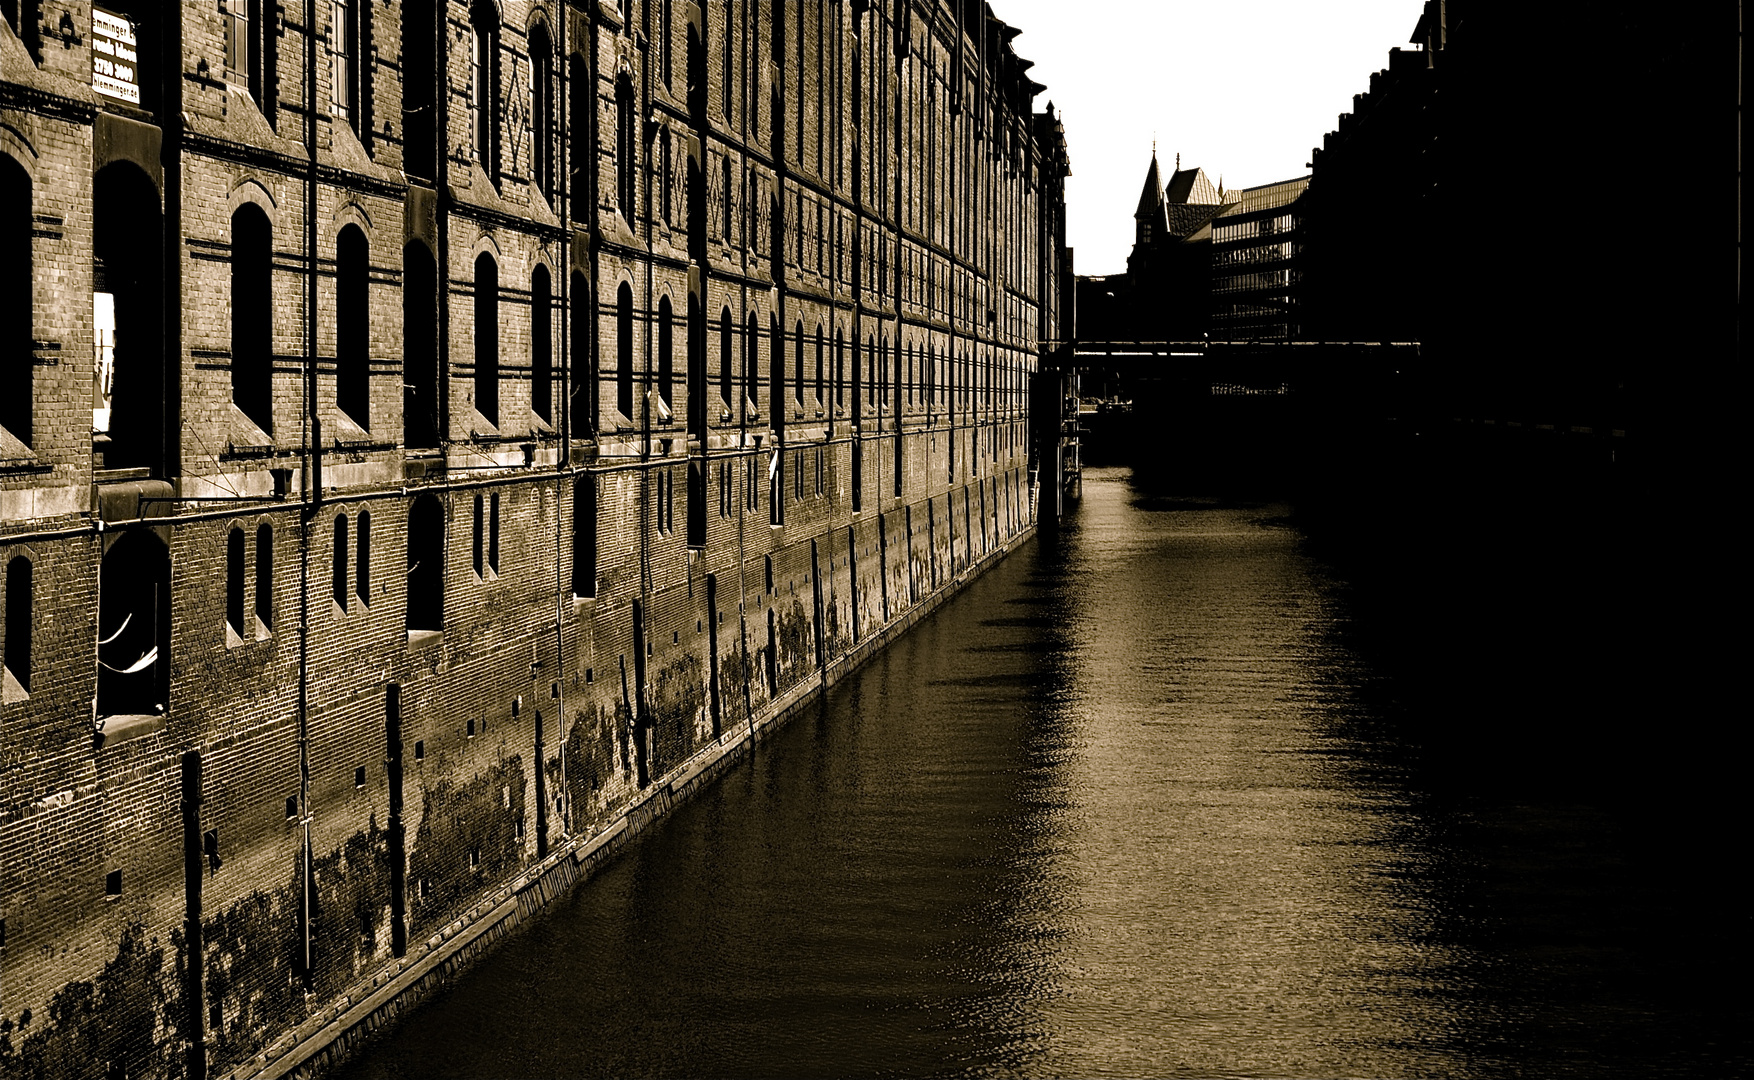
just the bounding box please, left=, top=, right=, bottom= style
left=1216, top=177, right=1309, bottom=218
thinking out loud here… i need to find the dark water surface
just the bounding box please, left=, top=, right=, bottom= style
left=341, top=467, right=1741, bottom=1079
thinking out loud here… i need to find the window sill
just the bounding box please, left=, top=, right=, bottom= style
left=93, top=712, right=166, bottom=750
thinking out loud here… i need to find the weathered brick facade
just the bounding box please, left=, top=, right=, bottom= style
left=1, top=3, right=1069, bottom=1076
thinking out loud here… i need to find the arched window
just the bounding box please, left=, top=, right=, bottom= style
left=659, top=128, right=673, bottom=225
left=616, top=76, right=636, bottom=215
left=406, top=495, right=445, bottom=635
left=356, top=510, right=372, bottom=605
left=771, top=314, right=786, bottom=430
left=469, top=1, right=500, bottom=179
left=571, top=270, right=594, bottom=435
left=225, top=528, right=246, bottom=639
left=531, top=264, right=553, bottom=423
left=332, top=514, right=350, bottom=609
left=878, top=334, right=889, bottom=410
left=4, top=555, right=32, bottom=702
left=661, top=0, right=673, bottom=89
left=721, top=155, right=733, bottom=240
left=255, top=524, right=274, bottom=632
left=719, top=307, right=734, bottom=412
left=2, top=155, right=30, bottom=447
left=616, top=282, right=635, bottom=422
left=815, top=327, right=826, bottom=412
left=472, top=494, right=485, bottom=577
left=529, top=21, right=556, bottom=204
left=792, top=321, right=805, bottom=414
left=721, top=0, right=734, bottom=123
left=834, top=331, right=845, bottom=412
left=231, top=203, right=274, bottom=434
left=855, top=336, right=866, bottom=415
left=402, top=241, right=439, bottom=448
left=336, top=224, right=370, bottom=429
left=656, top=295, right=674, bottom=414
left=744, top=313, right=760, bottom=421
left=474, top=252, right=499, bottom=424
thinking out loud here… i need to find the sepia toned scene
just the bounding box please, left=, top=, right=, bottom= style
left=0, top=2, right=1736, bottom=1078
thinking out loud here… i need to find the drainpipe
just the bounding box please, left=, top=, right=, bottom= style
left=296, top=0, right=320, bottom=993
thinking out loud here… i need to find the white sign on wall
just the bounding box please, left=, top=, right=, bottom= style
left=91, top=7, right=141, bottom=106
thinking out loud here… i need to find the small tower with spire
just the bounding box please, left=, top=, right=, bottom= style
left=1130, top=148, right=1171, bottom=278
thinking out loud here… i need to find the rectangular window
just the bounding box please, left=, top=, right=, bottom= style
left=331, top=0, right=354, bottom=122
left=488, top=492, right=501, bottom=574
left=572, top=477, right=597, bottom=598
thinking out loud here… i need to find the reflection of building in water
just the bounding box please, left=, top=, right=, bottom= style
left=1, top=2, right=1070, bottom=1075
left=1210, top=178, right=1308, bottom=343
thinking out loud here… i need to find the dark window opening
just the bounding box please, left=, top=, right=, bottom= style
left=718, top=308, right=734, bottom=414
left=656, top=295, right=674, bottom=417
left=569, top=55, right=591, bottom=214
left=3, top=0, right=43, bottom=62
left=353, top=765, right=366, bottom=788
left=254, top=524, right=274, bottom=632
left=402, top=0, right=436, bottom=180
left=356, top=510, right=372, bottom=604
left=332, top=514, right=349, bottom=610
left=531, top=265, right=553, bottom=423
left=105, top=870, right=123, bottom=898
left=472, top=494, right=485, bottom=577
left=406, top=494, right=445, bottom=634
left=96, top=530, right=170, bottom=718
left=414, top=740, right=425, bottom=760
left=616, top=282, right=635, bottom=423
left=336, top=224, right=370, bottom=429
left=616, top=76, right=636, bottom=215
left=286, top=795, right=298, bottom=819
left=231, top=204, right=274, bottom=434
left=572, top=476, right=597, bottom=598
left=225, top=528, right=246, bottom=636
left=94, top=163, right=166, bottom=473
left=529, top=22, right=556, bottom=204
left=3, top=555, right=31, bottom=702
left=2, top=156, right=31, bottom=446
left=793, top=322, right=805, bottom=414
left=474, top=252, right=499, bottom=425
left=402, top=241, right=440, bottom=448
left=745, top=314, right=760, bottom=423
left=489, top=492, right=501, bottom=574
left=469, top=1, right=501, bottom=180
left=571, top=270, right=595, bottom=436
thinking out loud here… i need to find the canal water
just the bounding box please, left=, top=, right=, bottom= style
left=340, top=465, right=1742, bottom=1079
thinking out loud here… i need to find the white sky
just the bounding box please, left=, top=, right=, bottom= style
left=989, top=1, right=1423, bottom=275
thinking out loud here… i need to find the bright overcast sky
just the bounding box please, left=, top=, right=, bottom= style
left=990, top=1, right=1423, bottom=275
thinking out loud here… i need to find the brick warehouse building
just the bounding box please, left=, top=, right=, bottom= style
left=0, top=2, right=1070, bottom=1076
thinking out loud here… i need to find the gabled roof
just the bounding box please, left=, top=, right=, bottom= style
left=1135, top=153, right=1166, bottom=220
left=1164, top=167, right=1222, bottom=206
